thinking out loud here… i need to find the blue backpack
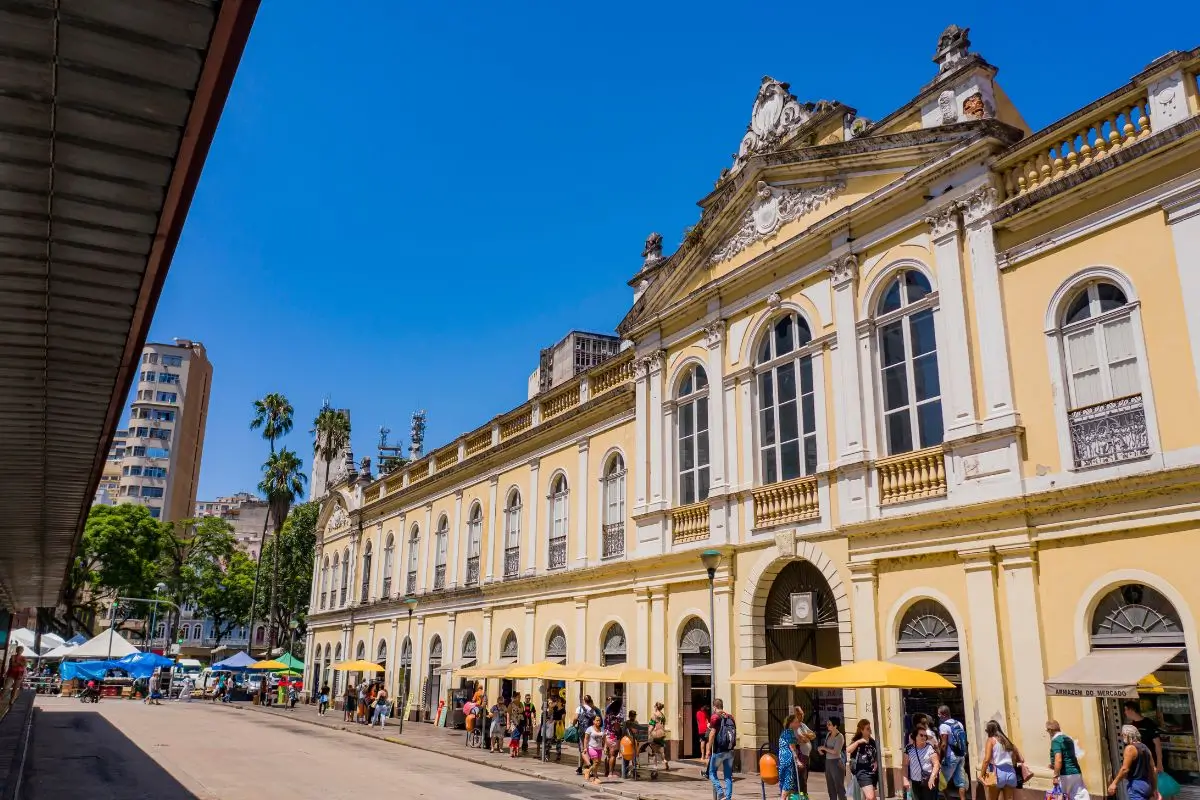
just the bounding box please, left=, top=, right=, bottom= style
left=945, top=719, right=967, bottom=758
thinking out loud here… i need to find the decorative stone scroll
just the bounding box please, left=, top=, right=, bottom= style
left=826, top=254, right=858, bottom=287
left=702, top=320, right=725, bottom=349
left=711, top=180, right=845, bottom=264
left=642, top=232, right=664, bottom=267
left=956, top=185, right=998, bottom=226
left=924, top=204, right=960, bottom=240
left=327, top=505, right=349, bottom=532
left=732, top=77, right=814, bottom=173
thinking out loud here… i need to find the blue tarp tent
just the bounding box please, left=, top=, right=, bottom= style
left=213, top=651, right=256, bottom=671
left=114, top=652, right=175, bottom=679
left=59, top=660, right=117, bottom=681
left=66, top=633, right=88, bottom=646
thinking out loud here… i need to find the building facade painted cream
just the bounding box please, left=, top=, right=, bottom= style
left=307, top=29, right=1200, bottom=792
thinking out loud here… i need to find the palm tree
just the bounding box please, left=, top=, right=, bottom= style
left=258, top=448, right=306, bottom=653
left=250, top=393, right=294, bottom=455
left=311, top=404, right=351, bottom=495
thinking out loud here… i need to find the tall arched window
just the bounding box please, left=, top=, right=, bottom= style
left=340, top=547, right=350, bottom=606
left=255, top=625, right=265, bottom=644
left=332, top=642, right=342, bottom=696
left=434, top=515, right=449, bottom=590
left=504, top=489, right=521, bottom=579
left=548, top=474, right=568, bottom=570
left=381, top=533, right=394, bottom=598
left=602, top=454, right=626, bottom=559
left=756, top=313, right=818, bottom=483
left=1056, top=280, right=1148, bottom=468
left=465, top=503, right=482, bottom=586
left=406, top=524, right=419, bottom=595
left=876, top=269, right=942, bottom=454
left=360, top=540, right=373, bottom=603
left=320, top=556, right=330, bottom=609
left=677, top=365, right=710, bottom=505
left=330, top=553, right=340, bottom=609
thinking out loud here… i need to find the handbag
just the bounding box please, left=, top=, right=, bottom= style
left=979, top=766, right=998, bottom=787
left=1159, top=773, right=1181, bottom=798
left=1020, top=763, right=1034, bottom=784
left=563, top=725, right=580, bottom=744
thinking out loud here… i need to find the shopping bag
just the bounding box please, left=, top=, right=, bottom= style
left=1159, top=773, right=1181, bottom=798
left=563, top=725, right=579, bottom=744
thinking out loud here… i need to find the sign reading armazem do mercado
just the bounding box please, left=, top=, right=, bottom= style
left=1046, top=684, right=1139, bottom=699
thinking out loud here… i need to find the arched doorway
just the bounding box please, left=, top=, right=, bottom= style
left=332, top=642, right=343, bottom=698
left=499, top=630, right=518, bottom=701
left=376, top=640, right=388, bottom=691
left=399, top=637, right=412, bottom=718
left=764, top=560, right=842, bottom=756
left=892, top=599, right=963, bottom=735
left=601, top=623, right=627, bottom=713
left=679, top=617, right=712, bottom=757
left=425, top=635, right=443, bottom=722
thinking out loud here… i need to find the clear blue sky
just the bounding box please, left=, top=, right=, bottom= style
left=144, top=1, right=1198, bottom=500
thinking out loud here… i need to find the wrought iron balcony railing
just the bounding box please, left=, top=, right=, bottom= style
left=503, top=547, right=520, bottom=579
left=465, top=556, right=480, bottom=586
left=1069, top=394, right=1150, bottom=469
left=602, top=522, right=624, bottom=559
left=405, top=571, right=416, bottom=596
left=433, top=564, right=446, bottom=590
left=548, top=537, right=567, bottom=570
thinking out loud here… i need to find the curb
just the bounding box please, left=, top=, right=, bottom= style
left=229, top=703, right=689, bottom=800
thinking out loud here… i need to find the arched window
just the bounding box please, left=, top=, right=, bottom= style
left=756, top=313, right=818, bottom=483
left=339, top=547, right=350, bottom=606
left=255, top=625, right=265, bottom=644
left=676, top=365, right=710, bottom=504
left=679, top=618, right=711, bottom=676
left=377, top=639, right=387, bottom=667
left=434, top=515, right=449, bottom=590
left=465, top=503, right=482, bottom=586
left=155, top=623, right=165, bottom=640
left=876, top=269, right=942, bottom=454
left=320, top=556, right=330, bottom=610
left=548, top=474, right=568, bottom=570
left=601, top=623, right=627, bottom=666
left=895, top=599, right=960, bottom=675
left=461, top=632, right=477, bottom=665
left=1056, top=281, right=1148, bottom=468
left=405, top=524, right=419, bottom=595
left=381, top=533, right=394, bottom=598
left=500, top=630, right=519, bottom=661
left=602, top=454, right=626, bottom=559
left=504, top=490, right=521, bottom=579
left=360, top=540, right=373, bottom=603
left=332, top=642, right=342, bottom=696
left=330, top=553, right=340, bottom=609
left=193, top=624, right=202, bottom=640
left=400, top=637, right=412, bottom=668
left=546, top=626, right=567, bottom=663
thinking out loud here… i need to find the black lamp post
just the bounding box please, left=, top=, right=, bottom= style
left=700, top=550, right=722, bottom=696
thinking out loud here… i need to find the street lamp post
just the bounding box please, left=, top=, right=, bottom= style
left=700, top=550, right=722, bottom=701
left=146, top=582, right=168, bottom=653
left=397, top=598, right=417, bottom=734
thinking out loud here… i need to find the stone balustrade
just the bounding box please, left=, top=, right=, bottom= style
left=464, top=429, right=492, bottom=456
left=434, top=446, right=458, bottom=470
left=500, top=409, right=532, bottom=440
left=542, top=384, right=580, bottom=420
left=591, top=352, right=634, bottom=395
left=671, top=500, right=710, bottom=544
left=753, top=475, right=820, bottom=527
left=875, top=446, right=947, bottom=506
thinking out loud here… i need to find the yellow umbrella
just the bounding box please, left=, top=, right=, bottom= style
left=597, top=664, right=672, bottom=684
left=797, top=660, right=953, bottom=690
left=729, top=660, right=824, bottom=685
left=557, top=662, right=611, bottom=682
left=503, top=661, right=570, bottom=680
left=250, top=659, right=289, bottom=670
left=458, top=661, right=518, bottom=679
left=332, top=659, right=385, bottom=672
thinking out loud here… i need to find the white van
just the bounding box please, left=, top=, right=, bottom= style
left=171, top=659, right=203, bottom=694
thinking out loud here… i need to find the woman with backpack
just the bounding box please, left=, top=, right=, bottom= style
left=903, top=726, right=942, bottom=800
left=847, top=719, right=880, bottom=800
left=979, top=720, right=1027, bottom=800
left=573, top=695, right=598, bottom=775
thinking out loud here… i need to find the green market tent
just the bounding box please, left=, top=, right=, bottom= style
left=276, top=652, right=304, bottom=671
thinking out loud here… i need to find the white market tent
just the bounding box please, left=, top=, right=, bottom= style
left=64, top=630, right=138, bottom=660
left=9, top=628, right=65, bottom=655
left=41, top=643, right=78, bottom=660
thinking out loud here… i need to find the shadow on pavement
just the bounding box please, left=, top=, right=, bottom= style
left=472, top=780, right=592, bottom=800
left=20, top=706, right=200, bottom=800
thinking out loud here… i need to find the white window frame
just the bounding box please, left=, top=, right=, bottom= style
left=1043, top=269, right=1160, bottom=476
left=603, top=455, right=625, bottom=527
left=547, top=474, right=568, bottom=569
left=382, top=534, right=394, bottom=596
left=467, top=504, right=482, bottom=559
left=754, top=312, right=822, bottom=485
left=435, top=517, right=449, bottom=570
left=676, top=365, right=711, bottom=505
left=504, top=491, right=522, bottom=550
left=407, top=526, right=420, bottom=572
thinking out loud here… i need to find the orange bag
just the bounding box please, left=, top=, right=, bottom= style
left=620, top=735, right=636, bottom=760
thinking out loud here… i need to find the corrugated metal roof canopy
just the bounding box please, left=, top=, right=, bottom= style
left=0, top=0, right=258, bottom=608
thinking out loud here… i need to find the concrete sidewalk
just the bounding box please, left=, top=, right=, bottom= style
left=220, top=699, right=815, bottom=800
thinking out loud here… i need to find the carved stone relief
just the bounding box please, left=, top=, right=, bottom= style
left=956, top=185, right=998, bottom=226
left=932, top=24, right=971, bottom=74
left=732, top=77, right=814, bottom=173
left=641, top=232, right=664, bottom=267
left=938, top=90, right=958, bottom=124
left=826, top=254, right=858, bottom=286
left=710, top=180, right=846, bottom=264
left=961, top=92, right=987, bottom=119
left=924, top=204, right=959, bottom=240
left=327, top=504, right=349, bottom=533
left=702, top=320, right=725, bottom=349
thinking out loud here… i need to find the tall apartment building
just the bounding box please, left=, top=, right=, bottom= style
left=195, top=492, right=273, bottom=558
left=528, top=330, right=621, bottom=397
left=116, top=340, right=212, bottom=521
left=93, top=429, right=127, bottom=506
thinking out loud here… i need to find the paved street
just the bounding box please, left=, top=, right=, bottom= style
left=20, top=697, right=782, bottom=800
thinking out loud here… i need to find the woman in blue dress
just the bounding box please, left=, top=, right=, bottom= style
left=779, top=714, right=803, bottom=798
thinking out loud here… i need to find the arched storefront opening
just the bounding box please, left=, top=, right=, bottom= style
left=679, top=617, right=712, bottom=758
left=892, top=599, right=963, bottom=732
left=764, top=560, right=842, bottom=760
left=499, top=630, right=519, bottom=701
left=376, top=640, right=388, bottom=689
left=399, top=637, right=413, bottom=718
left=332, top=642, right=343, bottom=698
left=601, top=623, right=627, bottom=713
left=1048, top=583, right=1193, bottom=793
left=424, top=635, right=443, bottom=722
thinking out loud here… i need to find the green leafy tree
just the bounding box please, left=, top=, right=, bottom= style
left=247, top=392, right=295, bottom=654
left=158, top=515, right=236, bottom=639
left=194, top=550, right=257, bottom=650
left=253, top=502, right=318, bottom=656
left=312, top=404, right=351, bottom=494
left=258, top=448, right=307, bottom=652
left=63, top=504, right=166, bottom=631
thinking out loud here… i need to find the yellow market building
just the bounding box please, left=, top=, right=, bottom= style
left=306, top=26, right=1200, bottom=795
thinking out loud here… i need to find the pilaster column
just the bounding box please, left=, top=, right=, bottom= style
left=373, top=524, right=384, bottom=601
left=829, top=256, right=868, bottom=461
left=347, top=528, right=360, bottom=607
left=526, top=458, right=540, bottom=575
left=1163, top=187, right=1200, bottom=399
left=576, top=438, right=589, bottom=567
left=481, top=608, right=494, bottom=664
left=649, top=586, right=668, bottom=710
left=485, top=477, right=499, bottom=582
left=309, top=553, right=321, bottom=612
left=962, top=550, right=1009, bottom=740
left=389, top=620, right=400, bottom=699
left=736, top=373, right=754, bottom=491
left=449, top=490, right=463, bottom=588
left=340, top=623, right=351, bottom=663
left=634, top=359, right=649, bottom=508
left=998, top=545, right=1049, bottom=756
left=959, top=186, right=1017, bottom=426
left=704, top=321, right=728, bottom=490
left=713, top=575, right=734, bottom=711
left=413, top=616, right=427, bottom=716
left=925, top=205, right=978, bottom=434
left=367, top=621, right=376, bottom=666
left=522, top=602, right=536, bottom=666
left=634, top=587, right=652, bottom=715
left=648, top=350, right=666, bottom=506
left=573, top=596, right=588, bottom=665
left=445, top=611, right=457, bottom=691
left=419, top=504, right=432, bottom=593
left=849, top=562, right=878, bottom=727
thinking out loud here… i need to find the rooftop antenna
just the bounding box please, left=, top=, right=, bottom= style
left=409, top=410, right=427, bottom=461
left=377, top=424, right=407, bottom=475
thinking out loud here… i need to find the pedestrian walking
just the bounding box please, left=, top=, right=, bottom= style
left=847, top=719, right=879, bottom=800
left=357, top=683, right=368, bottom=724
left=1123, top=701, right=1164, bottom=771
left=979, top=721, right=1026, bottom=800
left=522, top=693, right=536, bottom=754
left=371, top=686, right=389, bottom=727
left=1046, top=720, right=1087, bottom=800
left=318, top=683, right=330, bottom=716
left=937, top=705, right=969, bottom=800
left=3, top=646, right=26, bottom=706
left=573, top=694, right=598, bottom=775
left=706, top=698, right=737, bottom=800
left=1109, top=725, right=1158, bottom=800
left=650, top=701, right=669, bottom=771
left=820, top=716, right=848, bottom=800
left=508, top=696, right=525, bottom=758
left=904, top=725, right=942, bottom=800
left=488, top=698, right=505, bottom=753
left=696, top=704, right=711, bottom=776
left=288, top=683, right=299, bottom=710
left=792, top=705, right=817, bottom=793
left=603, top=699, right=624, bottom=778
left=583, top=714, right=606, bottom=785
left=343, top=683, right=356, bottom=722
left=779, top=713, right=803, bottom=799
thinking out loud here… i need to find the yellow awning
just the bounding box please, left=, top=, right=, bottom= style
left=331, top=660, right=384, bottom=673
left=729, top=660, right=824, bottom=686
left=1044, top=648, right=1181, bottom=698
left=596, top=665, right=672, bottom=684
left=887, top=651, right=956, bottom=672
left=458, top=659, right=517, bottom=679
left=249, top=659, right=288, bottom=670
left=503, top=660, right=569, bottom=680
left=797, top=660, right=954, bottom=690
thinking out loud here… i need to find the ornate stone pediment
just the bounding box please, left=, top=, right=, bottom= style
left=710, top=180, right=845, bottom=264
left=326, top=504, right=349, bottom=533
left=732, top=77, right=815, bottom=173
